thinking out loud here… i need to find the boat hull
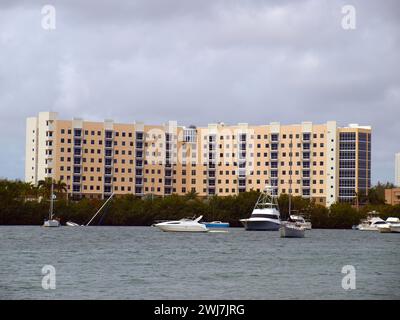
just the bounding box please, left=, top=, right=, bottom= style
left=155, top=224, right=209, bottom=233
left=358, top=226, right=379, bottom=231
left=202, top=222, right=229, bottom=228
left=66, top=221, right=80, bottom=227
left=280, top=224, right=305, bottom=238
left=390, top=226, right=400, bottom=233
left=378, top=226, right=391, bottom=233
left=240, top=220, right=280, bottom=231
left=43, top=220, right=60, bottom=227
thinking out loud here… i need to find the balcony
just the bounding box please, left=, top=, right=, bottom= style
left=164, top=170, right=172, bottom=177
left=135, top=152, right=143, bottom=159
left=135, top=161, right=143, bottom=168
left=105, top=141, right=113, bottom=149
left=135, top=132, right=144, bottom=141
left=302, top=133, right=311, bottom=142
left=105, top=131, right=113, bottom=140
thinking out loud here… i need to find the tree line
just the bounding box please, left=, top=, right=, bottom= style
left=0, top=178, right=399, bottom=228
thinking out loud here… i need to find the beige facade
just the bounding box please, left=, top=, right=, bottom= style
left=25, top=112, right=372, bottom=206
left=385, top=188, right=400, bottom=206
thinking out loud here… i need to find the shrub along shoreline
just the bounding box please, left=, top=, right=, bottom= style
left=1, top=179, right=399, bottom=228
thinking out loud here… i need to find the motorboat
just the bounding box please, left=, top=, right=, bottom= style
left=289, top=215, right=312, bottom=230
left=280, top=221, right=305, bottom=238
left=43, top=181, right=60, bottom=228
left=358, top=217, right=387, bottom=231
left=202, top=221, right=230, bottom=228
left=384, top=217, right=400, bottom=233
left=357, top=212, right=387, bottom=231
left=154, top=215, right=209, bottom=232
left=240, top=186, right=281, bottom=231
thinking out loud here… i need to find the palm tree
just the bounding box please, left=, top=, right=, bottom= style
left=54, top=180, right=67, bottom=199
left=184, top=190, right=199, bottom=201
left=38, top=177, right=54, bottom=200
left=19, top=182, right=38, bottom=201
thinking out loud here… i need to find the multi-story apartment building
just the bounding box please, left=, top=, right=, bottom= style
left=25, top=112, right=371, bottom=206
left=385, top=188, right=400, bottom=206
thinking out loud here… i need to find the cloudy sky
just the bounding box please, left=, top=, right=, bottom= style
left=0, top=0, right=399, bottom=183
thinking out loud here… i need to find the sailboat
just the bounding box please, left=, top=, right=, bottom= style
left=66, top=193, right=114, bottom=226
left=280, top=137, right=305, bottom=238
left=43, top=180, right=60, bottom=227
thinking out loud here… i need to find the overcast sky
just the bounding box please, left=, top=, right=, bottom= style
left=0, top=0, right=399, bottom=183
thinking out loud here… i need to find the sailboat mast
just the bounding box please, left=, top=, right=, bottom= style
left=49, top=180, right=54, bottom=220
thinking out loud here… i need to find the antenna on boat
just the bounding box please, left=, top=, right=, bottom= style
left=49, top=179, right=54, bottom=220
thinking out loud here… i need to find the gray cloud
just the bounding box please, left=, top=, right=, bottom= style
left=0, top=0, right=399, bottom=183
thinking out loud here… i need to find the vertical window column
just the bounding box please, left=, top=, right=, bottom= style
left=134, top=131, right=144, bottom=195
left=72, top=128, right=83, bottom=199
left=104, top=130, right=114, bottom=197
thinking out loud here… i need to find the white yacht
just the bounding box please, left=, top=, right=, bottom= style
left=357, top=215, right=387, bottom=231
left=240, top=186, right=281, bottom=231
left=385, top=217, right=400, bottom=233
left=290, top=215, right=312, bottom=230
left=154, top=216, right=209, bottom=232
left=43, top=181, right=60, bottom=228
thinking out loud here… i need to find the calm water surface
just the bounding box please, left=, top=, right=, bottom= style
left=0, top=226, right=399, bottom=299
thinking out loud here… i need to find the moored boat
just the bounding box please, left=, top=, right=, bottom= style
left=279, top=138, right=306, bottom=238
left=202, top=221, right=230, bottom=228
left=386, top=217, right=400, bottom=233
left=240, top=186, right=281, bottom=231
left=280, top=221, right=305, bottom=238
left=154, top=216, right=209, bottom=232
left=356, top=211, right=387, bottom=231
left=43, top=180, right=60, bottom=228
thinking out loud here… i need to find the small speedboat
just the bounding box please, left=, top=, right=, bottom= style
left=202, top=221, right=230, bottom=228
left=154, top=216, right=209, bottom=232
